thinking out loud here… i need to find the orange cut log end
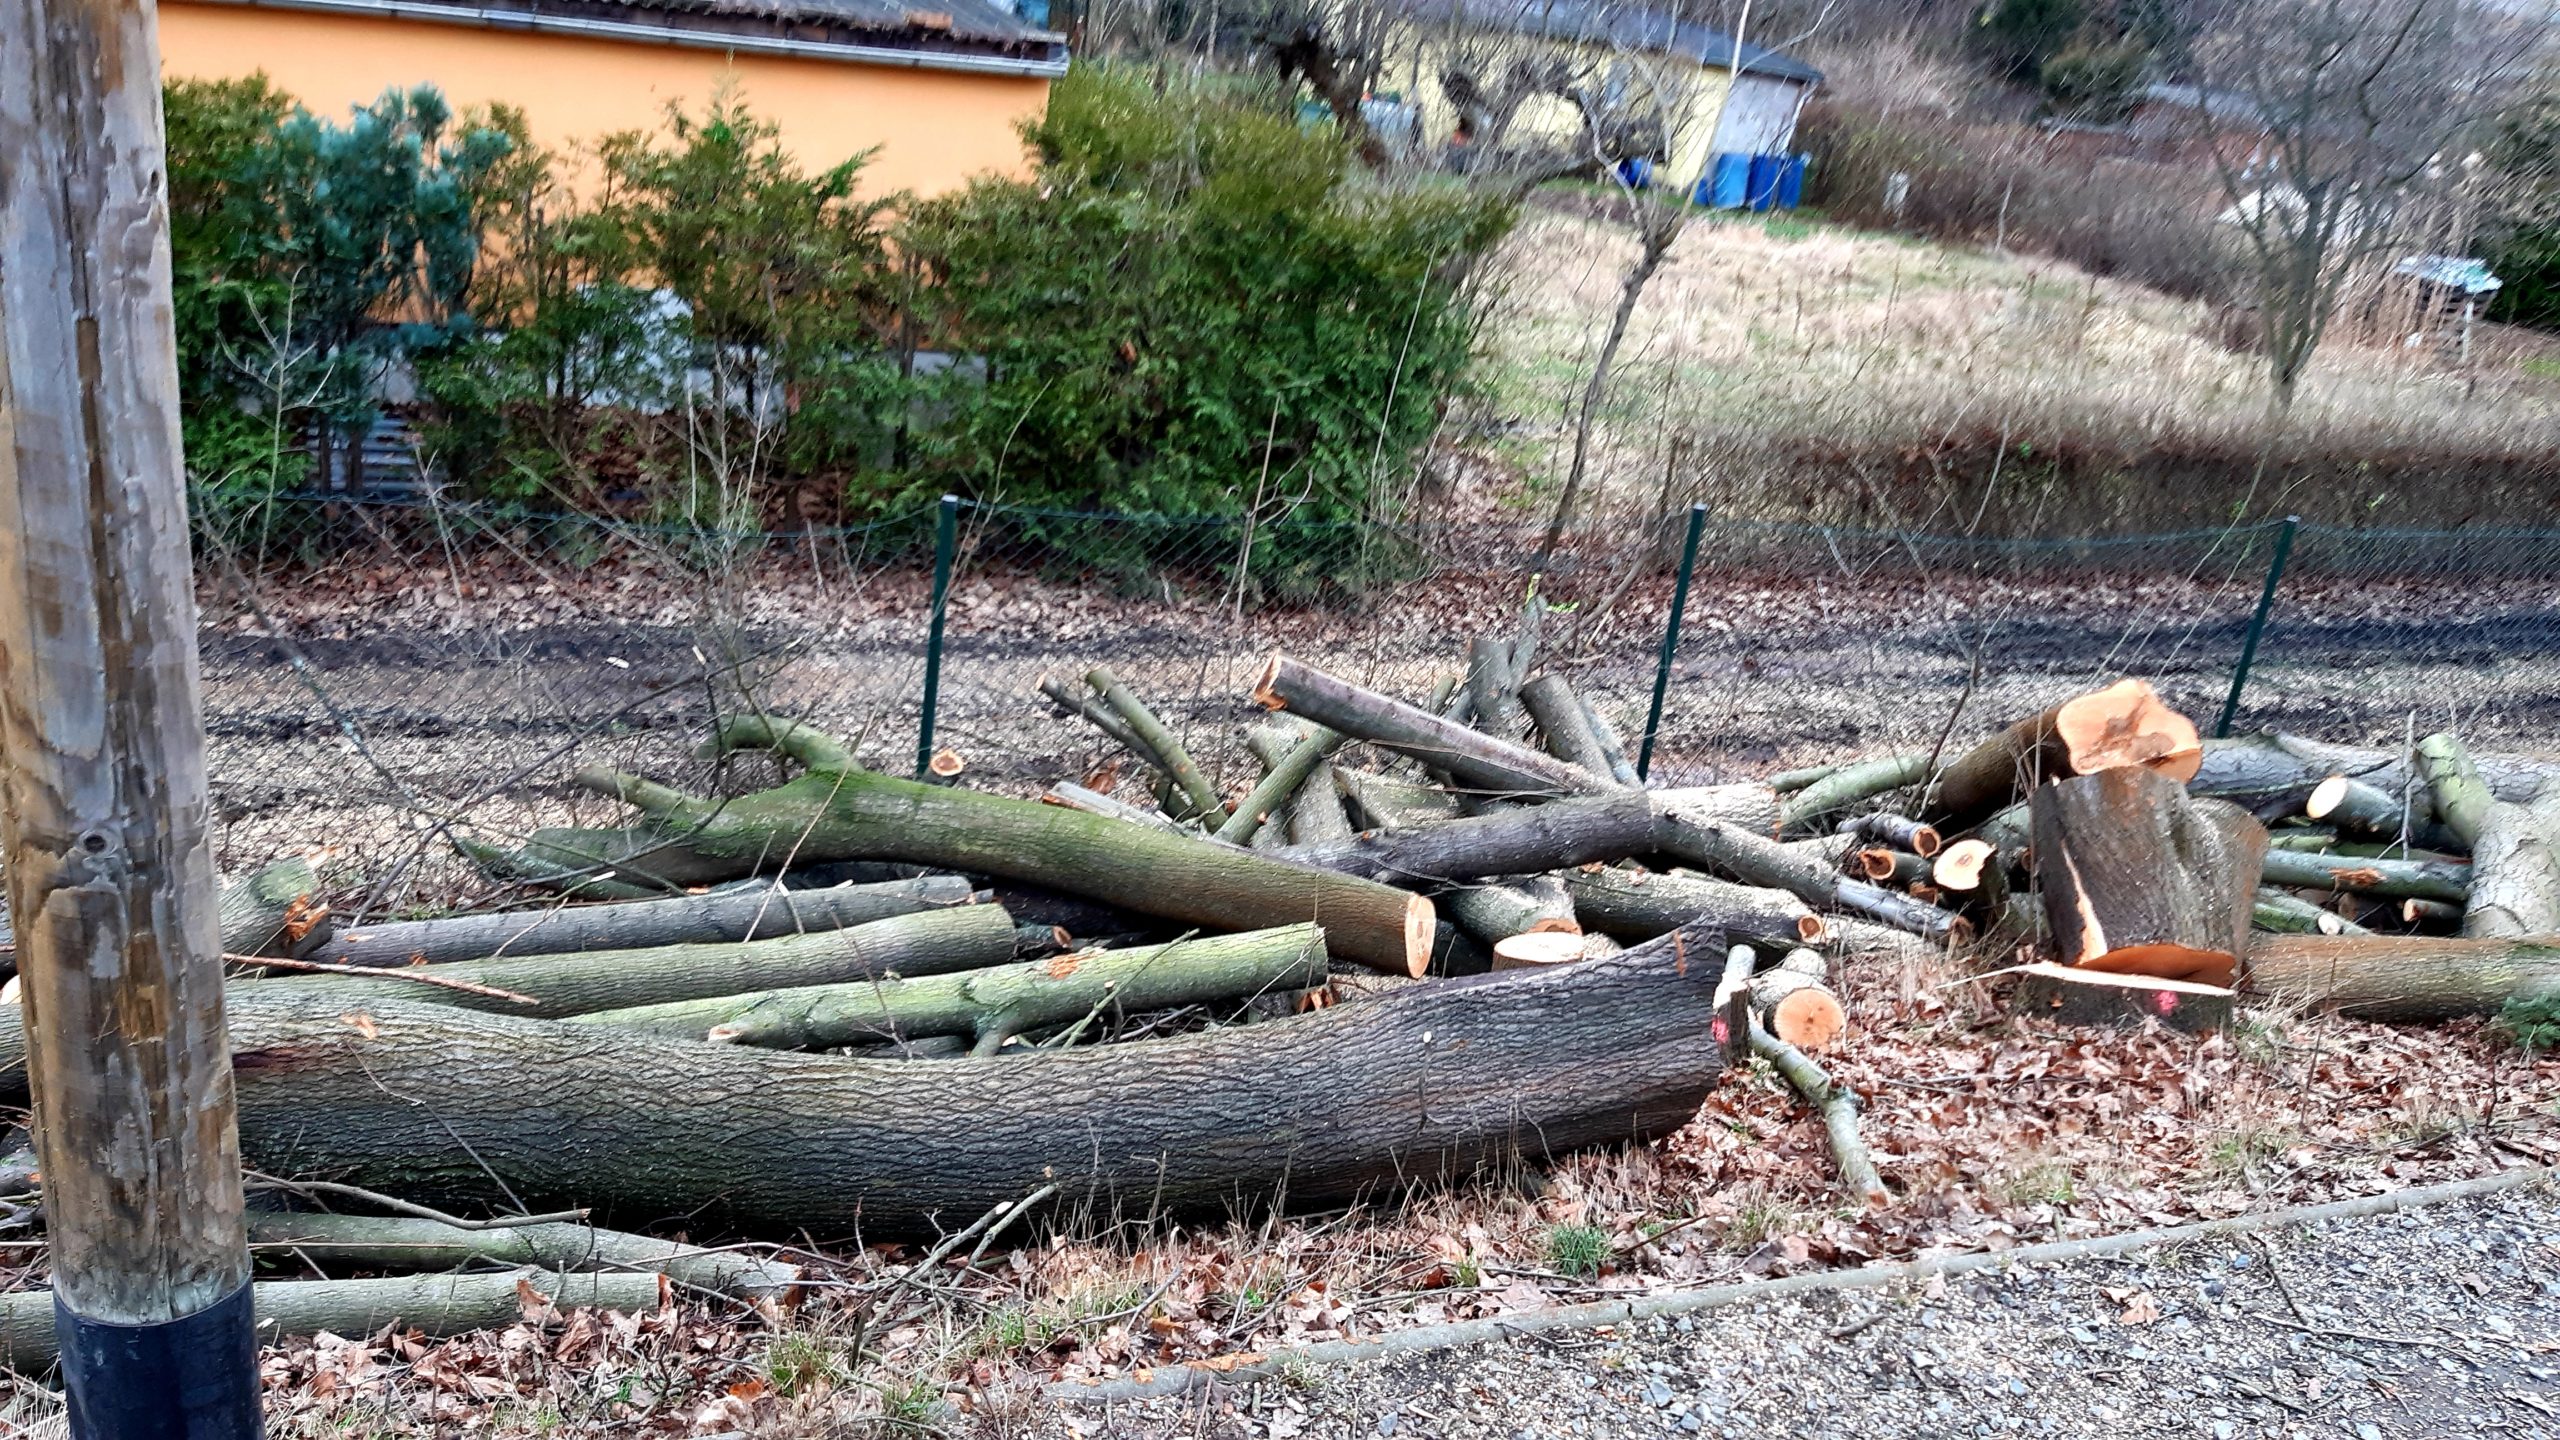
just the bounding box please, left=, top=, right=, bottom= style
left=2055, top=678, right=2202, bottom=785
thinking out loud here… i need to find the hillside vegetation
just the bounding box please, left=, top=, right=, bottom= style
left=1471, top=203, right=2560, bottom=537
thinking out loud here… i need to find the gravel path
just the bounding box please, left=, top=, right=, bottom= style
left=1033, top=1189, right=2560, bottom=1440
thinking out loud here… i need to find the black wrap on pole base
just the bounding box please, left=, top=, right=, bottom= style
left=57, top=1281, right=262, bottom=1438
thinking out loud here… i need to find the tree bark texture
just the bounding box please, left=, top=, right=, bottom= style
left=236, top=904, right=1022, bottom=1020
left=2011, top=963, right=2235, bottom=1034
left=1781, top=755, right=1929, bottom=833
left=2415, top=732, right=2495, bottom=849
left=1254, top=656, right=1609, bottom=798
left=502, top=718, right=1432, bottom=977
left=1333, top=770, right=1463, bottom=831
left=1520, top=676, right=1611, bottom=778
left=2195, top=733, right=2560, bottom=810
left=1843, top=813, right=1942, bottom=857
left=575, top=924, right=1330, bottom=1051
left=2245, top=934, right=2560, bottom=1021
left=0, top=1270, right=665, bottom=1373
left=2030, top=769, right=2265, bottom=986
left=1923, top=680, right=2202, bottom=830
left=1563, top=868, right=1824, bottom=951
left=306, top=878, right=975, bottom=970
left=0, top=0, right=250, bottom=1323
left=1087, top=666, right=1225, bottom=820
left=2251, top=888, right=2370, bottom=937
left=1654, top=813, right=1967, bottom=942
left=2256, top=848, right=2469, bottom=903
left=1217, top=724, right=1344, bottom=846
left=1577, top=693, right=1642, bottom=787
left=2461, top=803, right=2560, bottom=939
left=1441, top=876, right=1578, bottom=946
left=191, top=922, right=1734, bottom=1235
left=242, top=1211, right=797, bottom=1301
left=1282, top=791, right=1661, bottom=886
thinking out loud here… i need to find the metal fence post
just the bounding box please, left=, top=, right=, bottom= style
left=916, top=495, right=961, bottom=777
left=1638, top=503, right=1710, bottom=782
left=2214, top=514, right=2301, bottom=739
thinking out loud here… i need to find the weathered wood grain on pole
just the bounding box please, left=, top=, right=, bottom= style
left=0, top=0, right=258, bottom=1423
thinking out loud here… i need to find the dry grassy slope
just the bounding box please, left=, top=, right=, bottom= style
left=1469, top=205, right=2560, bottom=532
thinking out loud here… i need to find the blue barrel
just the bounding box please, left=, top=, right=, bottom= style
left=1777, top=153, right=1809, bottom=209
left=1698, top=153, right=1750, bottom=208
left=1747, top=154, right=1784, bottom=212
left=1617, top=156, right=1654, bottom=191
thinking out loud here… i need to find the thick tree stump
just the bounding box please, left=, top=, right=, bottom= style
left=2011, top=962, right=2235, bottom=1034
left=1924, top=680, right=2202, bottom=829
left=2031, top=768, right=2265, bottom=985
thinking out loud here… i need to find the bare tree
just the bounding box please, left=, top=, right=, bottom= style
left=2176, top=0, right=2544, bottom=403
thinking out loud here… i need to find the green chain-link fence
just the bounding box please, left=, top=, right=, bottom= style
left=194, top=492, right=2560, bottom=919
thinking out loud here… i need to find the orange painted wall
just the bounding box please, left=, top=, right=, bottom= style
left=157, top=1, right=1049, bottom=196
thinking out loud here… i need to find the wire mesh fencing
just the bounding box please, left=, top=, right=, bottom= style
left=196, top=490, right=2559, bottom=918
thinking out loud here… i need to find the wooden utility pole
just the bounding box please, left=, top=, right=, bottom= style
left=0, top=0, right=262, bottom=1434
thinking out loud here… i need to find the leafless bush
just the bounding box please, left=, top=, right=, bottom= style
left=1798, top=100, right=2237, bottom=302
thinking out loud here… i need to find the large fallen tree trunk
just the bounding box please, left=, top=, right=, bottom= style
left=1562, top=868, right=1825, bottom=951
left=159, top=922, right=1737, bottom=1236
left=2030, top=768, right=2264, bottom=985
left=304, top=878, right=975, bottom=970
left=468, top=717, right=1431, bottom=977
left=244, top=1212, right=799, bottom=1301
left=0, top=1271, right=666, bottom=1373
left=2245, top=933, right=2560, bottom=1021
left=1254, top=655, right=1609, bottom=798
left=575, top=924, right=1331, bottom=1053
left=240, top=905, right=1022, bottom=1020
left=2463, top=802, right=2560, bottom=939
left=1922, top=680, right=2201, bottom=830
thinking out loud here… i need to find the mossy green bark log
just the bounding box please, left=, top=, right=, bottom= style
left=170, top=922, right=1735, bottom=1236
left=2245, top=933, right=2560, bottom=1021
left=237, top=905, right=1020, bottom=1020
left=574, top=924, right=1329, bottom=1051
left=1779, top=754, right=1929, bottom=834
left=2257, top=848, right=2470, bottom=903
left=302, top=877, right=974, bottom=969
left=470, top=718, right=1432, bottom=976
left=243, top=1211, right=797, bottom=1300
left=0, top=1271, right=665, bottom=1373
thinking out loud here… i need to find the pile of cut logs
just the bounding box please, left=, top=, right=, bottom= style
left=2, top=611, right=2553, bottom=1365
